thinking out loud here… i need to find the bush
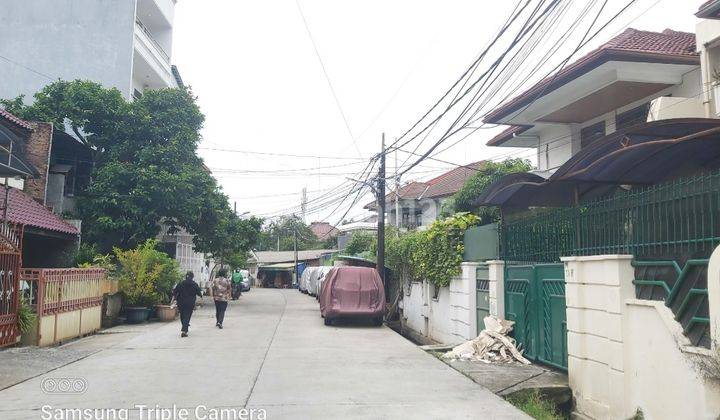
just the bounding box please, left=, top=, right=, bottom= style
left=415, top=213, right=480, bottom=288
left=115, top=240, right=181, bottom=307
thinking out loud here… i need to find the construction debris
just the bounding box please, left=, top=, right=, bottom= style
left=442, top=316, right=531, bottom=364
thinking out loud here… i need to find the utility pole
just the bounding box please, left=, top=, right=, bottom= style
left=293, top=227, right=299, bottom=287
left=377, top=133, right=386, bottom=282
left=395, top=147, right=400, bottom=231
left=301, top=187, right=307, bottom=223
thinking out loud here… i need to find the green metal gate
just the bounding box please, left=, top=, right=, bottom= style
left=476, top=265, right=490, bottom=329
left=505, top=263, right=567, bottom=370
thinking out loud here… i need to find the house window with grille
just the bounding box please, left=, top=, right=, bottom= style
left=616, top=103, right=650, bottom=131
left=580, top=121, right=606, bottom=149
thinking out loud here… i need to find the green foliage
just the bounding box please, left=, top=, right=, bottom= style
left=444, top=158, right=533, bottom=222
left=344, top=231, right=376, bottom=256
left=17, top=298, right=37, bottom=334
left=73, top=243, right=99, bottom=266
left=506, top=390, right=564, bottom=420
left=384, top=227, right=423, bottom=287
left=371, top=215, right=479, bottom=289
left=3, top=80, right=262, bottom=259
left=115, top=240, right=181, bottom=307
left=258, top=215, right=325, bottom=251
left=414, top=213, right=480, bottom=287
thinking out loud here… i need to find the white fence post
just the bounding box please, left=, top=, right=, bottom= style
left=487, top=260, right=505, bottom=319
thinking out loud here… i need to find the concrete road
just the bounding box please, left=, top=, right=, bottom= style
left=0, top=289, right=526, bottom=419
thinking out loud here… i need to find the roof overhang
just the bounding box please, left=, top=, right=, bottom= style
left=474, top=119, right=720, bottom=209
left=485, top=55, right=699, bottom=126
left=697, top=1, right=720, bottom=19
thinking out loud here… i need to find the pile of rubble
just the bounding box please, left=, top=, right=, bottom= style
left=442, top=316, right=530, bottom=364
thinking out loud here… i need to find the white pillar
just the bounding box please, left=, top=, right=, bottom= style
left=456, top=262, right=479, bottom=339
left=562, top=255, right=634, bottom=420
left=487, top=260, right=505, bottom=319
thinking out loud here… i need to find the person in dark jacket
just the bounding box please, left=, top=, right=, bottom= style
left=173, top=271, right=202, bottom=337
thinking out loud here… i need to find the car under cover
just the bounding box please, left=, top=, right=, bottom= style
left=319, top=267, right=385, bottom=320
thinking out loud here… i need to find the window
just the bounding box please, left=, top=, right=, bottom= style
left=615, top=103, right=650, bottom=131
left=580, top=121, right=606, bottom=149
left=133, top=89, right=143, bottom=100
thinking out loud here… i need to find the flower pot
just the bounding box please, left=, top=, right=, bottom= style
left=155, top=305, right=177, bottom=322
left=125, top=306, right=150, bottom=324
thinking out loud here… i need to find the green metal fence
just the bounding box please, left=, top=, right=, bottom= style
left=500, top=170, right=720, bottom=349
left=501, top=170, right=720, bottom=263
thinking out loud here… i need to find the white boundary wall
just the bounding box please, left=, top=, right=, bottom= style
left=401, top=262, right=478, bottom=345
left=562, top=254, right=720, bottom=419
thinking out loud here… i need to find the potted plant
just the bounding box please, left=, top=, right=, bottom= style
left=116, top=240, right=181, bottom=324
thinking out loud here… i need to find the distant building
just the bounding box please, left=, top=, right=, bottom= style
left=309, top=222, right=339, bottom=241
left=0, top=0, right=182, bottom=102
left=365, top=162, right=484, bottom=229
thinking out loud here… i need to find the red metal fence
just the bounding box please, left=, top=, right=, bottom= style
left=0, top=224, right=22, bottom=347
left=20, top=268, right=106, bottom=317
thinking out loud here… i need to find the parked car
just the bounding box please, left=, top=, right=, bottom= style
left=299, top=268, right=312, bottom=294
left=307, top=266, right=331, bottom=297
left=240, top=273, right=252, bottom=292
left=319, top=267, right=385, bottom=326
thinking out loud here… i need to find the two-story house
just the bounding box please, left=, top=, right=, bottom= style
left=484, top=28, right=702, bottom=176
left=366, top=162, right=484, bottom=229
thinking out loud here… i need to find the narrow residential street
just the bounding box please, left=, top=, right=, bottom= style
left=0, top=289, right=525, bottom=419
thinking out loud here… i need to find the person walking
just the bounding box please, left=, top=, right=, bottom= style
left=210, top=268, right=232, bottom=329
left=231, top=269, right=243, bottom=300
left=173, top=271, right=202, bottom=337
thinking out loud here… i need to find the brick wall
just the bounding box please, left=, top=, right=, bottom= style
left=22, top=122, right=53, bottom=204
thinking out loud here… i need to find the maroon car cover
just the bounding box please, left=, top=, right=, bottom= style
left=319, top=267, right=385, bottom=319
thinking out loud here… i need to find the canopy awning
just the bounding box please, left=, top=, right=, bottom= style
left=473, top=119, right=720, bottom=209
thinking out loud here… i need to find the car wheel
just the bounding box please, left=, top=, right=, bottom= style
left=324, top=317, right=333, bottom=326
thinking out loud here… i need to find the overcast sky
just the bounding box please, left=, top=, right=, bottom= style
left=173, top=0, right=702, bottom=225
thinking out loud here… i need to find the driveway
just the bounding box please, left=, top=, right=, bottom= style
left=0, top=289, right=525, bottom=419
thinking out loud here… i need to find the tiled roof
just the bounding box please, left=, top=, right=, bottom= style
left=310, top=222, right=339, bottom=239
left=486, top=125, right=531, bottom=146
left=422, top=161, right=484, bottom=198
left=366, top=162, right=484, bottom=209
left=485, top=28, right=699, bottom=123
left=2, top=187, right=79, bottom=235
left=0, top=108, right=33, bottom=131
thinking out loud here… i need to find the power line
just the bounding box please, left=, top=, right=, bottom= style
left=198, top=147, right=365, bottom=160
left=295, top=0, right=361, bottom=158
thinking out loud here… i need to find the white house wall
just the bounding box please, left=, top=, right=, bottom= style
left=0, top=0, right=138, bottom=101
left=535, top=67, right=703, bottom=172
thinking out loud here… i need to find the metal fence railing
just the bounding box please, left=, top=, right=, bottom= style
left=500, top=170, right=720, bottom=348
left=501, top=170, right=720, bottom=263
left=20, top=268, right=106, bottom=317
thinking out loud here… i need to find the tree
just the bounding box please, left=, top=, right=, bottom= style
left=2, top=80, right=261, bottom=258
left=443, top=158, right=533, bottom=223
left=343, top=231, right=375, bottom=256
left=258, top=215, right=320, bottom=251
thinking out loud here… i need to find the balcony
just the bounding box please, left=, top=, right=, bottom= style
left=133, top=18, right=176, bottom=92
left=136, top=18, right=170, bottom=63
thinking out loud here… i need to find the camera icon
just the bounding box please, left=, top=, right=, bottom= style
left=41, top=377, right=88, bottom=394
